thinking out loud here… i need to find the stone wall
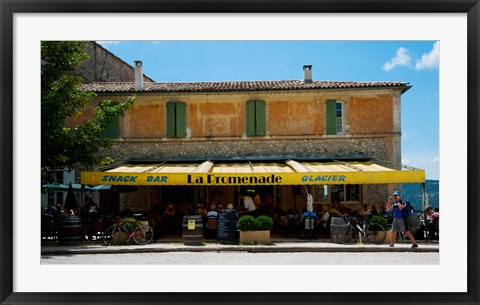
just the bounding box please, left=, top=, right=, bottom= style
left=74, top=42, right=154, bottom=83
left=100, top=136, right=390, bottom=162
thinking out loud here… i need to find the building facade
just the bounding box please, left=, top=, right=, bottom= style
left=70, top=63, right=416, bottom=215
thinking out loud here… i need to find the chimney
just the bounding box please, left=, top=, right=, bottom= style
left=303, top=65, right=312, bottom=83
left=134, top=60, right=143, bottom=91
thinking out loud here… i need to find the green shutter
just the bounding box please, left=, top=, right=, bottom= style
left=102, top=117, right=119, bottom=138
left=255, top=100, right=266, bottom=136
left=246, top=100, right=256, bottom=136
left=166, top=102, right=176, bottom=137
left=326, top=99, right=337, bottom=135
left=175, top=102, right=187, bottom=138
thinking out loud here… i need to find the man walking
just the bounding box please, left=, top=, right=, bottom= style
left=388, top=191, right=419, bottom=248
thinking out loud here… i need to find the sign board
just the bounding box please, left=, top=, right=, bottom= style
left=81, top=170, right=426, bottom=186
left=187, top=219, right=196, bottom=230
left=216, top=209, right=237, bottom=244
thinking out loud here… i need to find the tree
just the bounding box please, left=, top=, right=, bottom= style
left=41, top=41, right=135, bottom=172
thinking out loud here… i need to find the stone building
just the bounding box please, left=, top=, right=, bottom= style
left=74, top=41, right=154, bottom=83
left=42, top=42, right=154, bottom=210
left=72, top=62, right=424, bottom=215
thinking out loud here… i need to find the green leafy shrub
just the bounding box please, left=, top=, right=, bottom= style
left=254, top=215, right=274, bottom=231
left=369, top=215, right=388, bottom=229
left=121, top=217, right=136, bottom=231
left=237, top=215, right=256, bottom=231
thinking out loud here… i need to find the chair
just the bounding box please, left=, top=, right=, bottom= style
left=90, top=216, right=106, bottom=240
left=41, top=215, right=57, bottom=240
left=206, top=217, right=218, bottom=240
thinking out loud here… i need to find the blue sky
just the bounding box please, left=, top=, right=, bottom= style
left=98, top=41, right=439, bottom=180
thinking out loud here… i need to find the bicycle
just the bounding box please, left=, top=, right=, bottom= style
left=103, top=217, right=154, bottom=246
left=336, top=215, right=386, bottom=245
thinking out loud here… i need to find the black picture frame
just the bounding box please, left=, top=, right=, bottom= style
left=1, top=1, right=479, bottom=304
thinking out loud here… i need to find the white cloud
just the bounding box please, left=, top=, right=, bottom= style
left=432, top=156, right=440, bottom=163
left=383, top=47, right=412, bottom=72
left=402, top=158, right=411, bottom=164
left=415, top=42, right=440, bottom=70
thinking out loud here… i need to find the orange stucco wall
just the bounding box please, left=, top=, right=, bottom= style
left=123, top=100, right=164, bottom=137
left=189, top=99, right=243, bottom=137
left=349, top=95, right=394, bottom=133
left=65, top=90, right=398, bottom=138
left=268, top=99, right=323, bottom=136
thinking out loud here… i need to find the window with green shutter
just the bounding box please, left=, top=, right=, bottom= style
left=102, top=116, right=120, bottom=138
left=326, top=99, right=343, bottom=135
left=166, top=101, right=187, bottom=138
left=246, top=100, right=266, bottom=136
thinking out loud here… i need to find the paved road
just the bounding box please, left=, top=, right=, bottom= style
left=41, top=251, right=439, bottom=265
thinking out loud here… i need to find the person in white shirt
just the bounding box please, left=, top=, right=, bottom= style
left=241, top=194, right=256, bottom=216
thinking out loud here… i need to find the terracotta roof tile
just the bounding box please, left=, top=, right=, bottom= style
left=82, top=80, right=410, bottom=93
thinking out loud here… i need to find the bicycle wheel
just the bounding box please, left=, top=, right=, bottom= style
left=133, top=225, right=154, bottom=245
left=103, top=225, right=121, bottom=246
left=336, top=224, right=356, bottom=245
left=365, top=223, right=386, bottom=244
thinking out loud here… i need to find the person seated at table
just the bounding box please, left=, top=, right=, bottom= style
left=45, top=201, right=57, bottom=216
left=431, top=206, right=439, bottom=222
left=318, top=205, right=330, bottom=236
left=163, top=205, right=176, bottom=235
left=197, top=204, right=207, bottom=217
left=370, top=204, right=379, bottom=216
left=328, top=204, right=342, bottom=217
left=164, top=205, right=176, bottom=217
left=207, top=204, right=218, bottom=218
left=359, top=204, right=369, bottom=217
left=424, top=206, right=439, bottom=240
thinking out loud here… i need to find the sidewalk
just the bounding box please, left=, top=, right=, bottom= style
left=41, top=238, right=440, bottom=255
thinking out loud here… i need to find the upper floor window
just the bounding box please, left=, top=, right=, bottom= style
left=326, top=99, right=344, bottom=135
left=166, top=101, right=187, bottom=138
left=102, top=117, right=120, bottom=138
left=102, top=102, right=121, bottom=138
left=246, top=100, right=266, bottom=136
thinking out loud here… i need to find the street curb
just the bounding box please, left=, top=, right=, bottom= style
left=41, top=244, right=439, bottom=255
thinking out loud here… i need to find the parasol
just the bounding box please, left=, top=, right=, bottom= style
left=63, top=182, right=78, bottom=211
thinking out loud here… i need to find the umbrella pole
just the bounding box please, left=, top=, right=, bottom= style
left=422, top=183, right=429, bottom=242
left=147, top=186, right=150, bottom=212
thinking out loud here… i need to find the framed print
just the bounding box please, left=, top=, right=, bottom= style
left=1, top=0, right=479, bottom=304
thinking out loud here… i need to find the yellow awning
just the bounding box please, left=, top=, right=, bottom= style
left=81, top=160, right=425, bottom=186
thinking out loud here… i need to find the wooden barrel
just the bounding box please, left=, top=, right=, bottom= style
left=58, top=216, right=82, bottom=246
left=329, top=216, right=347, bottom=243
left=182, top=215, right=204, bottom=245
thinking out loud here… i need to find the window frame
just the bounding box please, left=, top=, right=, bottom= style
left=101, top=101, right=121, bottom=138
left=166, top=101, right=187, bottom=138
left=245, top=99, right=266, bottom=137
left=325, top=99, right=345, bottom=136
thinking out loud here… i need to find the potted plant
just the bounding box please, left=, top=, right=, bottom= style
left=366, top=215, right=394, bottom=244
left=238, top=215, right=273, bottom=245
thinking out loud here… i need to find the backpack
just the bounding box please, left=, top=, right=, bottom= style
left=402, top=201, right=413, bottom=218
